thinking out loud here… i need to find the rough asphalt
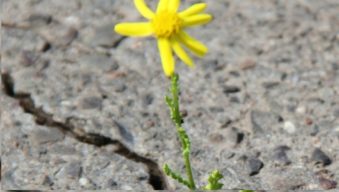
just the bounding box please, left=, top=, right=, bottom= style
left=1, top=0, right=339, bottom=190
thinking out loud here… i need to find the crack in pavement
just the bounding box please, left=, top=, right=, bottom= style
left=1, top=73, right=168, bottom=190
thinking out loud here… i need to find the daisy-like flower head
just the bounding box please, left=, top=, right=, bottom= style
left=114, top=0, right=212, bottom=77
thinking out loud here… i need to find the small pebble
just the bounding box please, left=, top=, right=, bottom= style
left=42, top=175, right=54, bottom=186
left=311, top=148, right=332, bottom=166
left=319, top=177, right=337, bottom=189
left=310, top=125, right=319, bottom=136
left=114, top=121, right=134, bottom=144
left=180, top=109, right=188, bottom=118
left=305, top=118, right=313, bottom=125
left=36, top=41, right=51, bottom=52
left=240, top=58, right=256, bottom=70
left=107, top=179, right=118, bottom=188
left=142, top=93, right=154, bottom=106
left=273, top=146, right=291, bottom=165
left=248, top=157, right=264, bottom=176
left=121, top=185, right=133, bottom=190
left=79, top=177, right=89, bottom=186
left=235, top=131, right=245, bottom=144
left=26, top=14, right=52, bottom=27
left=223, top=85, right=241, bottom=94
left=296, top=106, right=306, bottom=114
left=284, top=121, right=296, bottom=134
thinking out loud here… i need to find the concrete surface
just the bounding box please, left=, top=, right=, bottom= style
left=1, top=0, right=339, bottom=190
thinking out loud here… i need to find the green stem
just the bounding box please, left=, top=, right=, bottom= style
left=170, top=74, right=196, bottom=190
left=165, top=74, right=225, bottom=190
left=182, top=140, right=195, bottom=190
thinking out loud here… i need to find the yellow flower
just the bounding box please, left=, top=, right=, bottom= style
left=114, top=0, right=212, bottom=77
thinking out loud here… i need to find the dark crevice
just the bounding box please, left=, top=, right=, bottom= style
left=112, top=37, right=127, bottom=48
left=40, top=42, right=51, bottom=52
left=1, top=73, right=168, bottom=190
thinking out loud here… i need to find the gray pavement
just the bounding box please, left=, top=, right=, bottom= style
left=1, top=0, right=339, bottom=190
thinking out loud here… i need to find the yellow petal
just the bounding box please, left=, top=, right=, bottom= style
left=179, top=3, right=207, bottom=18
left=169, top=0, right=180, bottom=12
left=134, top=0, right=155, bottom=19
left=182, top=14, right=212, bottom=27
left=158, top=38, right=175, bottom=76
left=156, top=0, right=169, bottom=13
left=114, top=22, right=153, bottom=37
left=176, top=32, right=208, bottom=57
left=170, top=38, right=194, bottom=67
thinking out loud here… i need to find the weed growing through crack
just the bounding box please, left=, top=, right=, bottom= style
left=164, top=74, right=223, bottom=190
left=114, top=0, right=254, bottom=191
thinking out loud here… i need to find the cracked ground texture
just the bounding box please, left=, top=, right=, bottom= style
left=1, top=0, right=339, bottom=190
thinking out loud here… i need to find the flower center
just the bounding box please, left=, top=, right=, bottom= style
left=152, top=10, right=182, bottom=38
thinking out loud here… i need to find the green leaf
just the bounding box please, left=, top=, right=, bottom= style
left=203, top=170, right=224, bottom=190
left=163, top=164, right=191, bottom=188
left=165, top=95, right=173, bottom=107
